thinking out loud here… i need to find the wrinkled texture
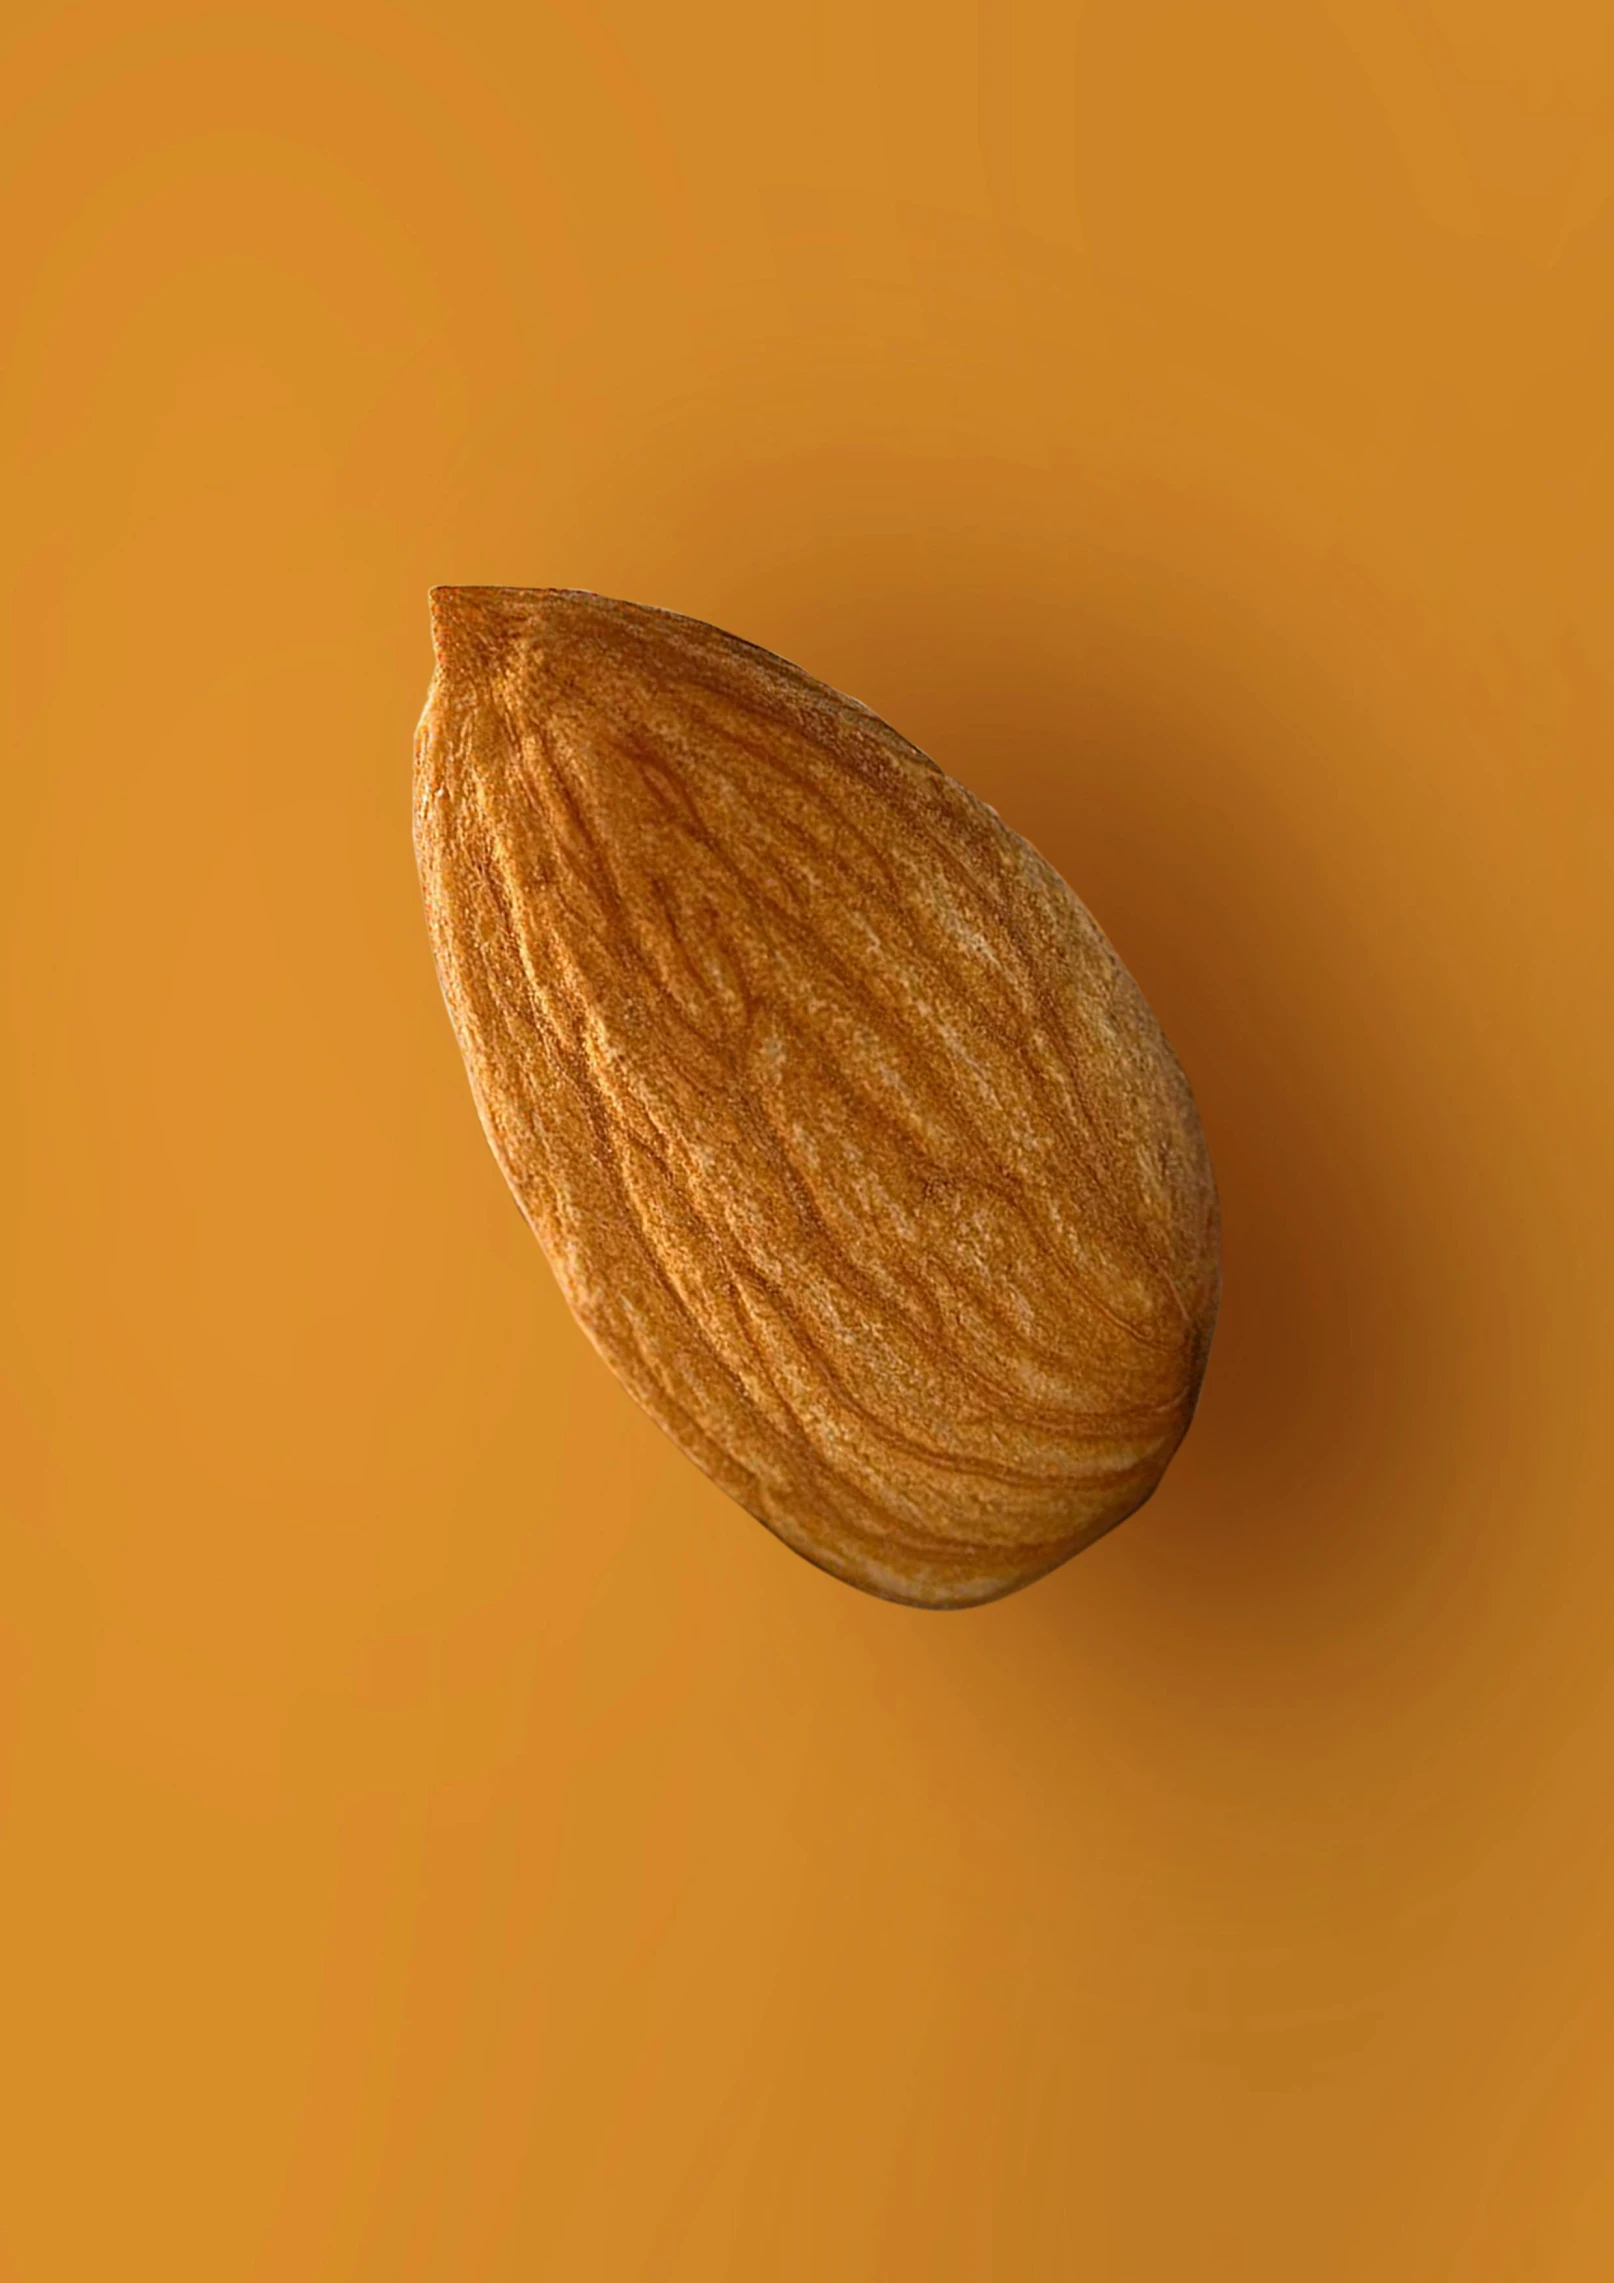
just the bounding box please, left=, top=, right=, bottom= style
left=414, top=588, right=1219, bottom=1606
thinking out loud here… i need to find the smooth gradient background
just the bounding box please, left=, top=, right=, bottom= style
left=3, top=3, right=1612, bottom=2277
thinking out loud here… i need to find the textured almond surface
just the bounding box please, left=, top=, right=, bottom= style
left=413, top=587, right=1219, bottom=1607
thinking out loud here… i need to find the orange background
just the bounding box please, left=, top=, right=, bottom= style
left=3, top=2, right=1612, bottom=2277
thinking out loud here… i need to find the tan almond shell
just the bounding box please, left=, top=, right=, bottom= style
left=413, top=587, right=1220, bottom=1608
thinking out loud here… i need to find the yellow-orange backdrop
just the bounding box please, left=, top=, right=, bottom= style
left=3, top=3, right=1612, bottom=2277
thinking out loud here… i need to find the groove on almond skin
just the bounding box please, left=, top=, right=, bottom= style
left=413, top=586, right=1220, bottom=1608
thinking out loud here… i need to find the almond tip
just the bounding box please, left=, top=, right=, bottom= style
left=428, top=585, right=527, bottom=673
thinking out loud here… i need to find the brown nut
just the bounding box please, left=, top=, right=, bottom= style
left=414, top=587, right=1220, bottom=1607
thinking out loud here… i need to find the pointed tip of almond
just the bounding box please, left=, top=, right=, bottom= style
left=429, top=585, right=513, bottom=675
left=428, top=585, right=614, bottom=679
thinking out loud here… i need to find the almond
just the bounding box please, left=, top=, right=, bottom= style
left=413, top=587, right=1219, bottom=1608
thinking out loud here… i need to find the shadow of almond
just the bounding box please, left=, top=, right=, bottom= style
left=610, top=437, right=1521, bottom=1703
left=673, top=535, right=1508, bottom=1704
left=831, top=575, right=1498, bottom=1685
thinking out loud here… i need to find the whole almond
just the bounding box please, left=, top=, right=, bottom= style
left=414, top=588, right=1220, bottom=1608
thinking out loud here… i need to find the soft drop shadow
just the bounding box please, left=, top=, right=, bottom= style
left=695, top=509, right=1501, bottom=1707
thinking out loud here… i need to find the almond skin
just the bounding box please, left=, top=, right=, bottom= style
left=413, top=587, right=1219, bottom=1608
